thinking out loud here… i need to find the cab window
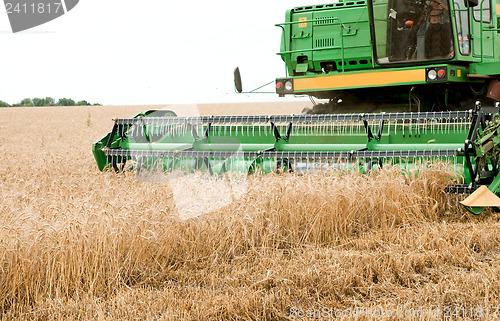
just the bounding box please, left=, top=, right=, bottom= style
left=372, top=0, right=454, bottom=63
left=473, top=0, right=491, bottom=23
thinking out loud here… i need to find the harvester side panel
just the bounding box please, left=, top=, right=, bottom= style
left=312, top=6, right=372, bottom=72
left=286, top=1, right=373, bottom=75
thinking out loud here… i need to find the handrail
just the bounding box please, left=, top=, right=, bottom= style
left=475, top=0, right=493, bottom=61
left=275, top=17, right=347, bottom=72
left=480, top=0, right=485, bottom=61
left=278, top=46, right=342, bottom=55
left=275, top=25, right=289, bottom=77
left=278, top=44, right=371, bottom=55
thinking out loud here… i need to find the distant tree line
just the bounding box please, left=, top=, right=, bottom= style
left=0, top=97, right=101, bottom=107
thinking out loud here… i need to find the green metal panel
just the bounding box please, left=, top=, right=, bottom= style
left=278, top=1, right=373, bottom=75
left=311, top=6, right=372, bottom=71
left=470, top=61, right=500, bottom=74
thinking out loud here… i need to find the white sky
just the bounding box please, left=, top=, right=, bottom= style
left=0, top=1, right=326, bottom=105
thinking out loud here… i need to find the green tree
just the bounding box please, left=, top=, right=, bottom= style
left=76, top=100, right=90, bottom=106
left=44, top=97, right=55, bottom=106
left=4, top=97, right=100, bottom=107
left=20, top=98, right=34, bottom=107
left=32, top=97, right=45, bottom=107
left=57, top=98, right=75, bottom=106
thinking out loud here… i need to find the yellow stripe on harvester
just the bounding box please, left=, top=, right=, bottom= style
left=497, top=4, right=500, bottom=15
left=294, top=69, right=426, bottom=91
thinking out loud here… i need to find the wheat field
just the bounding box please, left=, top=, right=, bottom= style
left=0, top=103, right=499, bottom=320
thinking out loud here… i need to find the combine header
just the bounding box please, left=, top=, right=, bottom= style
left=94, top=0, right=500, bottom=213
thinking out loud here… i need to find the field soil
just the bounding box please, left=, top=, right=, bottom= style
left=0, top=103, right=499, bottom=320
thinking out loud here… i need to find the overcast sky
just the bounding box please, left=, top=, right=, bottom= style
left=0, top=1, right=325, bottom=105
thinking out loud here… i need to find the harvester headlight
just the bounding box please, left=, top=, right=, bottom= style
left=276, top=78, right=293, bottom=95
left=426, top=67, right=447, bottom=82
left=428, top=69, right=437, bottom=80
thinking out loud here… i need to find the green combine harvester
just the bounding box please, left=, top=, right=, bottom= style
left=94, top=0, right=500, bottom=214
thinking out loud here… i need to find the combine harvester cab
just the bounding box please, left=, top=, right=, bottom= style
left=94, top=0, right=500, bottom=214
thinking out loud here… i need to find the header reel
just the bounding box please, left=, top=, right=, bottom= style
left=93, top=102, right=500, bottom=214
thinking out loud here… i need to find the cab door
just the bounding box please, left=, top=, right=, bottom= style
left=471, top=0, right=495, bottom=59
